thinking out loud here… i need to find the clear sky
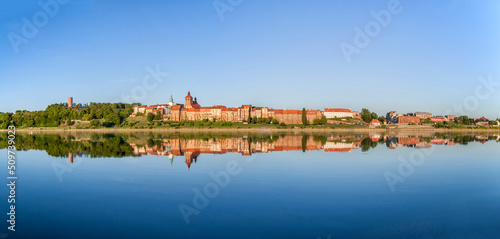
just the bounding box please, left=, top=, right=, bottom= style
left=1, top=0, right=499, bottom=118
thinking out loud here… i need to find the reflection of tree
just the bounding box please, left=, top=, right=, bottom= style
left=451, top=135, right=475, bottom=145
left=360, top=138, right=379, bottom=152
left=2, top=132, right=496, bottom=159
left=302, top=135, right=307, bottom=152
left=313, top=136, right=328, bottom=145
left=0, top=133, right=134, bottom=157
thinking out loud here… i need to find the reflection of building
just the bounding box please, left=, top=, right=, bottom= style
left=369, top=134, right=381, bottom=142
left=386, top=136, right=420, bottom=148
left=126, top=134, right=494, bottom=168
left=129, top=135, right=366, bottom=169
left=68, top=153, right=73, bottom=164
left=387, top=136, right=460, bottom=149
left=324, top=141, right=354, bottom=152
left=398, top=137, right=420, bottom=145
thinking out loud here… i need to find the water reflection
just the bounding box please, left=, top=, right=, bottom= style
left=1, top=132, right=498, bottom=168
left=2, top=131, right=500, bottom=239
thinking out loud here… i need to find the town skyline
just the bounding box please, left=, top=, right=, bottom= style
left=3, top=90, right=499, bottom=120
left=2, top=1, right=499, bottom=118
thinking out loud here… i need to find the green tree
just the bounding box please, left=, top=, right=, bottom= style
left=302, top=108, right=307, bottom=126
left=82, top=114, right=92, bottom=121
left=90, top=119, right=100, bottom=127
left=361, top=108, right=373, bottom=123
left=247, top=107, right=252, bottom=123
left=107, top=113, right=121, bottom=126
left=147, top=113, right=154, bottom=122
left=313, top=116, right=327, bottom=125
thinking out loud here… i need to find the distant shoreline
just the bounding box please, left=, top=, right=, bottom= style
left=3, top=127, right=500, bottom=133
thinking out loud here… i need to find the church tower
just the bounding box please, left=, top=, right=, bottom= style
left=185, top=91, right=193, bottom=108
left=169, top=94, right=174, bottom=106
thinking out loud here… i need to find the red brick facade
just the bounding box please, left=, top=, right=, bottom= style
left=398, top=116, right=420, bottom=124
left=133, top=91, right=324, bottom=125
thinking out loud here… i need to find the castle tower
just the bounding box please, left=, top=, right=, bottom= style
left=68, top=97, right=73, bottom=108
left=185, top=91, right=193, bottom=108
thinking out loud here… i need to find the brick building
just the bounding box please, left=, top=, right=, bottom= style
left=415, top=112, right=432, bottom=119
left=431, top=116, right=447, bottom=122
left=398, top=116, right=420, bottom=124
left=134, top=91, right=323, bottom=125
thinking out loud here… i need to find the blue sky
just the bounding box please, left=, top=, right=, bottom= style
left=1, top=0, right=499, bottom=118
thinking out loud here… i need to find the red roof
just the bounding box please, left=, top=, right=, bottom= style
left=185, top=91, right=192, bottom=99
left=283, top=110, right=300, bottom=114
left=370, top=119, right=381, bottom=124
left=324, top=108, right=352, bottom=113
left=324, top=148, right=351, bottom=152
left=306, top=110, right=318, bottom=115
left=171, top=105, right=182, bottom=110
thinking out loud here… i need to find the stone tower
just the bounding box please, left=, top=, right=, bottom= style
left=169, top=94, right=174, bottom=106
left=184, top=91, right=193, bottom=108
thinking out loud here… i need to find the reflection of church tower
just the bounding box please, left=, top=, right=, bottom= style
left=184, top=151, right=200, bottom=169
left=185, top=91, right=193, bottom=108
left=169, top=153, right=174, bottom=166
left=68, top=153, right=73, bottom=164
left=185, top=151, right=193, bottom=169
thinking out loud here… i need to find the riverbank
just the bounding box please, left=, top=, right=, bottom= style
left=3, top=127, right=500, bottom=133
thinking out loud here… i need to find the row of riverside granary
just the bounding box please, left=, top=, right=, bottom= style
left=132, top=91, right=353, bottom=125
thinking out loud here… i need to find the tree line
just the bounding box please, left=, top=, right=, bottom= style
left=0, top=102, right=136, bottom=128
left=0, top=133, right=135, bottom=157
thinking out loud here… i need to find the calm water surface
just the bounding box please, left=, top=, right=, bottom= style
left=1, top=132, right=499, bottom=239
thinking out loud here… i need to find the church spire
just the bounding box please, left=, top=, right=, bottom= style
left=169, top=94, right=173, bottom=103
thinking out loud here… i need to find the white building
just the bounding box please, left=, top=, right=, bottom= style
left=323, top=108, right=353, bottom=119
